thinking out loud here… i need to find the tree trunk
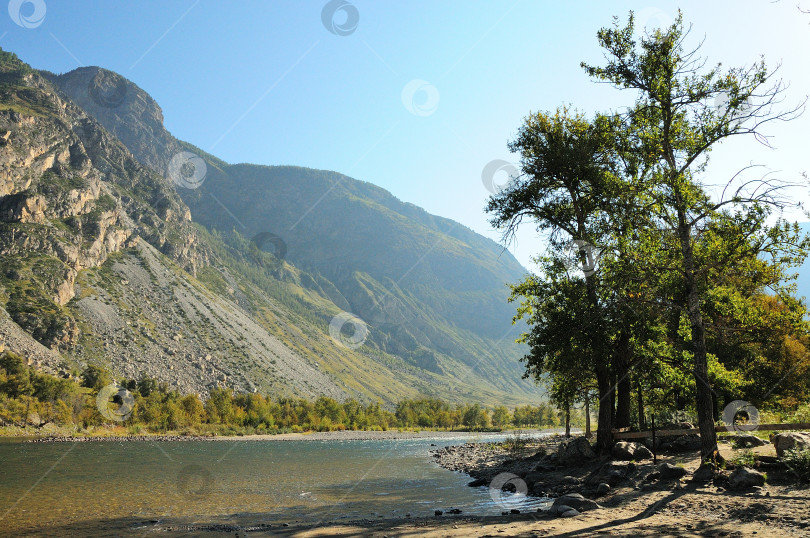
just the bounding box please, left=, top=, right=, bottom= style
left=637, top=382, right=646, bottom=431
left=585, top=397, right=591, bottom=438
left=615, top=330, right=632, bottom=429
left=595, top=366, right=614, bottom=452
left=678, top=218, right=719, bottom=463
left=565, top=404, right=571, bottom=437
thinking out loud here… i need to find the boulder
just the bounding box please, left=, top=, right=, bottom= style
left=732, top=434, right=767, bottom=448
left=560, top=509, right=580, bottom=518
left=560, top=475, right=581, bottom=485
left=634, top=445, right=654, bottom=460
left=728, top=468, right=765, bottom=490
left=557, top=436, right=596, bottom=465
left=611, top=441, right=637, bottom=460
left=669, top=435, right=702, bottom=452
left=657, top=462, right=687, bottom=480
left=691, top=462, right=716, bottom=483
left=552, top=504, right=574, bottom=515
left=772, top=432, right=810, bottom=458
left=551, top=493, right=600, bottom=513
left=586, top=461, right=635, bottom=487
left=596, top=483, right=611, bottom=495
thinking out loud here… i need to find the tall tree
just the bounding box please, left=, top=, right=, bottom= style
left=488, top=108, right=623, bottom=451
left=581, top=12, right=805, bottom=461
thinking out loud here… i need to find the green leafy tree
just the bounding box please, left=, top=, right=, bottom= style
left=581, top=12, right=806, bottom=461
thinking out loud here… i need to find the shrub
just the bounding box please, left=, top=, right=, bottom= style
left=782, top=447, right=810, bottom=482
left=729, top=449, right=758, bottom=468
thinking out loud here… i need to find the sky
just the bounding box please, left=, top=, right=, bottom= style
left=2, top=0, right=809, bottom=270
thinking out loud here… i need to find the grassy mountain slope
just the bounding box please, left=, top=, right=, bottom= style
left=0, top=55, right=541, bottom=405
left=47, top=67, right=534, bottom=395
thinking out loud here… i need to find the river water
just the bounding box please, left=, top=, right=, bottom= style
left=0, top=433, right=550, bottom=534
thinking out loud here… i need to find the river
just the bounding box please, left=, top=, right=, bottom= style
left=0, top=432, right=551, bottom=535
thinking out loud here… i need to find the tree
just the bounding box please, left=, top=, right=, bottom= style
left=488, top=107, right=626, bottom=452
left=81, top=365, right=111, bottom=391
left=581, top=12, right=806, bottom=461
left=492, top=405, right=511, bottom=428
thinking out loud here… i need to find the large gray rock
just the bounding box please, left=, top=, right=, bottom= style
left=586, top=461, right=635, bottom=487
left=669, top=435, right=702, bottom=452
left=728, top=468, right=765, bottom=490
left=772, top=432, right=810, bottom=458
left=732, top=434, right=767, bottom=448
left=691, top=462, right=716, bottom=483
left=657, top=462, right=687, bottom=480
left=551, top=493, right=600, bottom=513
left=557, top=436, right=596, bottom=465
left=611, top=441, right=653, bottom=460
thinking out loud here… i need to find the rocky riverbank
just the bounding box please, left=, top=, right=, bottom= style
left=428, top=433, right=810, bottom=535
left=27, top=434, right=216, bottom=443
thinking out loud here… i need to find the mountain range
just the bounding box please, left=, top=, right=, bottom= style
left=0, top=49, right=540, bottom=406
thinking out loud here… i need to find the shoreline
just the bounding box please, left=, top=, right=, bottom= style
left=12, top=427, right=573, bottom=443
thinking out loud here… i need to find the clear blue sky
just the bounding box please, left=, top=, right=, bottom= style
left=3, top=1, right=808, bottom=270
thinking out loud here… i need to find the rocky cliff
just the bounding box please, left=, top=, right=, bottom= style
left=0, top=51, right=539, bottom=405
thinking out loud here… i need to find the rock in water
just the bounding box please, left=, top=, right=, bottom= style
left=772, top=432, right=810, bottom=458
left=728, top=468, right=765, bottom=490
left=557, top=437, right=596, bottom=465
